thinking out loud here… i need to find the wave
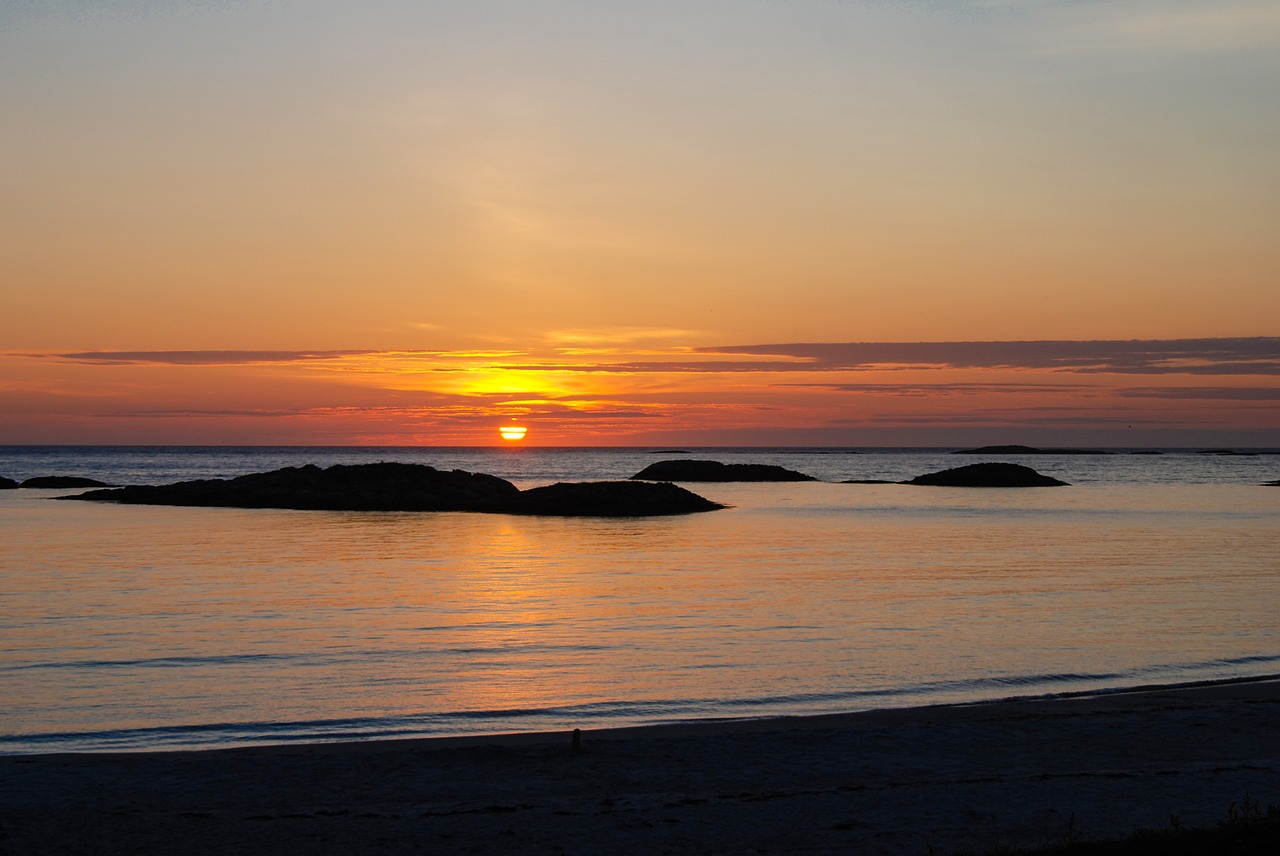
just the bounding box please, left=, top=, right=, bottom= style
left=6, top=654, right=1278, bottom=755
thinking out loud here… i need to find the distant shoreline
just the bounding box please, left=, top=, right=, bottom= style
left=4, top=675, right=1278, bottom=854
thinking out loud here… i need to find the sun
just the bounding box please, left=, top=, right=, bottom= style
left=499, top=424, right=528, bottom=442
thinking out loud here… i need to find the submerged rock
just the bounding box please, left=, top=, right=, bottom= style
left=70, top=462, right=723, bottom=517
left=0, top=476, right=18, bottom=490
left=630, top=459, right=816, bottom=482
left=502, top=481, right=723, bottom=516
left=20, top=476, right=114, bottom=488
left=907, top=462, right=1069, bottom=488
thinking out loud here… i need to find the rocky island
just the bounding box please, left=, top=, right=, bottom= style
left=907, top=462, right=1070, bottom=487
left=953, top=445, right=1109, bottom=456
left=20, top=476, right=115, bottom=488
left=630, top=459, right=816, bottom=482
left=70, top=463, right=723, bottom=517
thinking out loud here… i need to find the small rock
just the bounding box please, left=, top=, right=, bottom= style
left=630, top=460, right=816, bottom=482
left=20, top=476, right=114, bottom=488
left=907, top=462, right=1069, bottom=488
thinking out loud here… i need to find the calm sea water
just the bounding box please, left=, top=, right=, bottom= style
left=2, top=446, right=1278, bottom=754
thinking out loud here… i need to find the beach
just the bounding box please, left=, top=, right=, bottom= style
left=3, top=677, right=1277, bottom=855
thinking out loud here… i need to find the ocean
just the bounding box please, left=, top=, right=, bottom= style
left=2, top=446, right=1278, bottom=754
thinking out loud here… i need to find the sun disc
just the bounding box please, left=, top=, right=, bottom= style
left=499, top=425, right=527, bottom=441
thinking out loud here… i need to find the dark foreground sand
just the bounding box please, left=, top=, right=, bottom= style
left=3, top=678, right=1278, bottom=855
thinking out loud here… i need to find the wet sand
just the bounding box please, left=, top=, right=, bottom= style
left=2, top=677, right=1278, bottom=855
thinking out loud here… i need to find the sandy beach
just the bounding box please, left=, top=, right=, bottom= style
left=2, top=677, right=1278, bottom=855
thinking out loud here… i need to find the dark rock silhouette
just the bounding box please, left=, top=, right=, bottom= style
left=20, top=476, right=114, bottom=488
left=502, top=481, right=723, bottom=516
left=841, top=479, right=897, bottom=484
left=0, top=476, right=18, bottom=490
left=630, top=460, right=816, bottom=482
left=1263, top=480, right=1280, bottom=487
left=1198, top=449, right=1258, bottom=457
left=954, top=445, right=1109, bottom=456
left=907, top=462, right=1069, bottom=487
left=70, top=462, right=722, bottom=516
left=73, top=463, right=519, bottom=511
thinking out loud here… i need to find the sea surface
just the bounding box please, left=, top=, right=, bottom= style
left=2, top=446, right=1278, bottom=754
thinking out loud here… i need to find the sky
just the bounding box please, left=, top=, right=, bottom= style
left=2, top=0, right=1278, bottom=446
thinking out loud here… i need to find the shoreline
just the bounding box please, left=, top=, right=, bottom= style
left=4, top=675, right=1278, bottom=854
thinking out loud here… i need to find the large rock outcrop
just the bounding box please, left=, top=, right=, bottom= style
left=0, top=476, right=18, bottom=490
left=20, top=476, right=114, bottom=488
left=70, top=462, right=723, bottom=517
left=74, top=463, right=517, bottom=511
left=630, top=460, right=816, bottom=482
left=503, top=481, right=723, bottom=516
left=906, top=462, right=1069, bottom=487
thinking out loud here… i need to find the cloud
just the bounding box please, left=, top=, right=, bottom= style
left=785, top=382, right=1091, bottom=396
left=996, top=0, right=1280, bottom=56
left=697, top=338, right=1280, bottom=375
left=52, top=350, right=380, bottom=366
left=37, top=338, right=1280, bottom=379
left=1117, top=386, right=1280, bottom=401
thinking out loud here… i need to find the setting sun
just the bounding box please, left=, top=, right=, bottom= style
left=498, top=425, right=527, bottom=441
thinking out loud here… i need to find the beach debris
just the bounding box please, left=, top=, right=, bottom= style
left=630, top=459, right=816, bottom=482
left=19, top=476, right=114, bottom=488
left=69, top=462, right=723, bottom=516
left=906, top=462, right=1069, bottom=487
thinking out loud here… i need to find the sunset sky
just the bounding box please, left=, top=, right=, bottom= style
left=3, top=1, right=1278, bottom=446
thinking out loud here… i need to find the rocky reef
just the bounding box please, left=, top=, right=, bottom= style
left=502, top=481, right=723, bottom=516
left=20, top=476, right=114, bottom=488
left=630, top=459, right=816, bottom=482
left=70, top=462, right=722, bottom=517
left=953, top=445, right=1109, bottom=456
left=906, top=462, right=1070, bottom=487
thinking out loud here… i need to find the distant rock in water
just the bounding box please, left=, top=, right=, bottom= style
left=953, top=445, right=1109, bottom=456
left=70, top=462, right=722, bottom=517
left=1198, top=449, right=1258, bottom=457
left=1263, top=480, right=1280, bottom=487
left=20, top=476, right=114, bottom=488
left=630, top=459, right=816, bottom=482
left=503, top=481, right=723, bottom=516
left=907, top=462, right=1069, bottom=488
left=0, top=476, right=18, bottom=490
left=841, top=479, right=897, bottom=484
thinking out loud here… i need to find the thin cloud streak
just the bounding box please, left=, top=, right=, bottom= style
left=38, top=338, right=1280, bottom=376
left=698, top=338, right=1280, bottom=375
left=51, top=350, right=381, bottom=366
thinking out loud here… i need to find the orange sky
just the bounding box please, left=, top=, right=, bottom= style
left=2, top=2, right=1278, bottom=446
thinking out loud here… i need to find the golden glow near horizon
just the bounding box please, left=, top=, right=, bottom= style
left=1, top=2, right=1277, bottom=446
left=499, top=425, right=528, bottom=442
